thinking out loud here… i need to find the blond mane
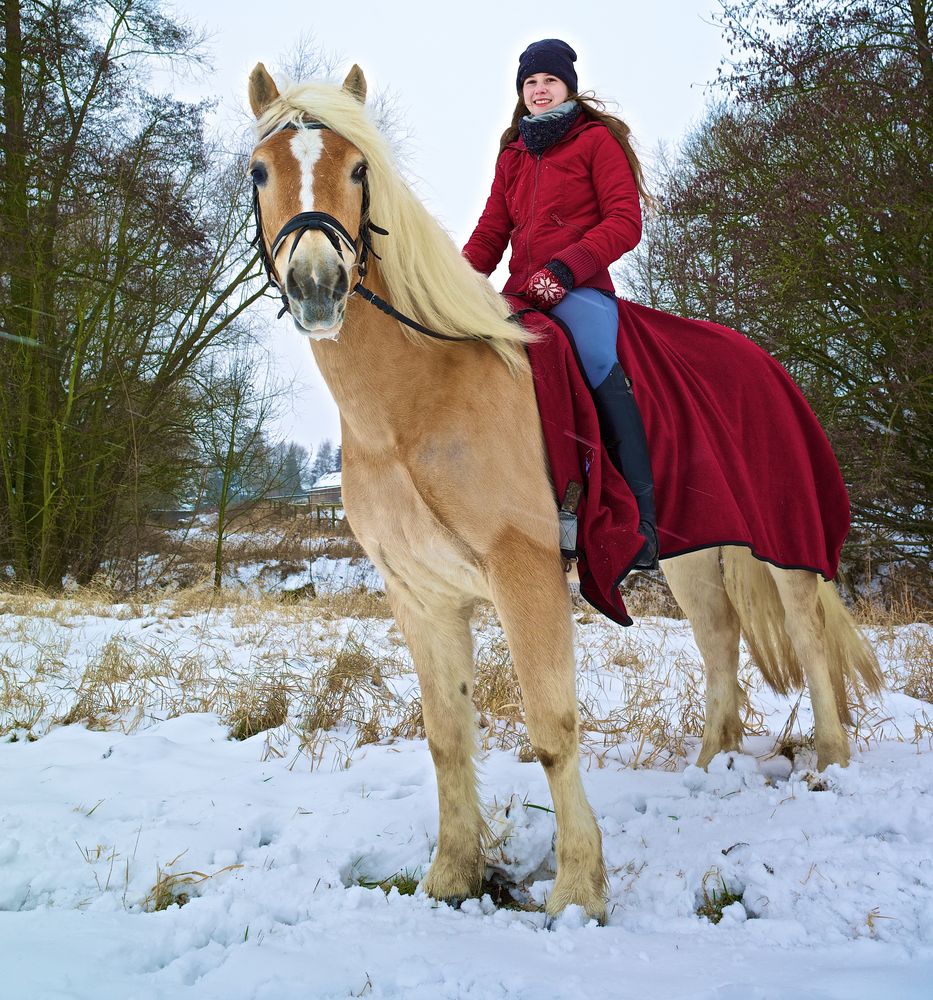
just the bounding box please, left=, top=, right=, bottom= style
left=255, top=81, right=529, bottom=372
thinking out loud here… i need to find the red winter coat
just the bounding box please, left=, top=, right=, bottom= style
left=463, top=116, right=642, bottom=294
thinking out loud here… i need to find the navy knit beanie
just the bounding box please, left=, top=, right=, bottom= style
left=516, top=38, right=578, bottom=94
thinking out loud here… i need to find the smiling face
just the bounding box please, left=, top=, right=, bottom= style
left=522, top=73, right=570, bottom=115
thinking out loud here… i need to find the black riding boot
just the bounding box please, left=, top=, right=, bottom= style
left=591, top=364, right=659, bottom=570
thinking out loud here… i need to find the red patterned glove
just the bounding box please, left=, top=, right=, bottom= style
left=524, top=261, right=573, bottom=310
left=525, top=267, right=567, bottom=309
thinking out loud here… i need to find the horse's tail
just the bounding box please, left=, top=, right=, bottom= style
left=721, top=547, right=882, bottom=725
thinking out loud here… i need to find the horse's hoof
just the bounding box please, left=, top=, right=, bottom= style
left=436, top=895, right=466, bottom=910
left=543, top=902, right=607, bottom=929
left=543, top=910, right=607, bottom=930
left=420, top=867, right=481, bottom=909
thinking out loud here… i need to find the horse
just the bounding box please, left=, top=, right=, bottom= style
left=246, top=63, right=881, bottom=924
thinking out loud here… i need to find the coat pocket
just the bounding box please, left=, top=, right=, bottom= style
left=549, top=212, right=586, bottom=237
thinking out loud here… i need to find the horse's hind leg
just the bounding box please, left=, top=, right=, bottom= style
left=766, top=566, right=850, bottom=769
left=663, top=548, right=743, bottom=768
left=487, top=530, right=606, bottom=923
left=388, top=591, right=485, bottom=903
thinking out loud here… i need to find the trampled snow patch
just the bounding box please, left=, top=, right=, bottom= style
left=1, top=602, right=932, bottom=998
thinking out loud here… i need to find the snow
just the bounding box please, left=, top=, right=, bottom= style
left=103, top=546, right=379, bottom=595
left=313, top=471, right=342, bottom=489
left=2, top=597, right=932, bottom=998
left=233, top=555, right=383, bottom=594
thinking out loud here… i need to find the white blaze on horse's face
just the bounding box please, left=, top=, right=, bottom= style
left=250, top=127, right=363, bottom=340
left=290, top=127, right=324, bottom=213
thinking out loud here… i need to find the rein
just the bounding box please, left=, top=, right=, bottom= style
left=250, top=121, right=472, bottom=343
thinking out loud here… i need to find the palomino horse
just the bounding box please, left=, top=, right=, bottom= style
left=247, top=64, right=881, bottom=923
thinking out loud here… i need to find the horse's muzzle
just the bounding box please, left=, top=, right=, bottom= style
left=284, top=256, right=350, bottom=338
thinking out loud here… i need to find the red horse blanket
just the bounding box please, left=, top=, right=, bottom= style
left=512, top=295, right=851, bottom=627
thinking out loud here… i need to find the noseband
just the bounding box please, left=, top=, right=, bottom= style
left=250, top=120, right=468, bottom=342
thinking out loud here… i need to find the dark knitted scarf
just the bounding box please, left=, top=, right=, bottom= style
left=519, top=100, right=582, bottom=155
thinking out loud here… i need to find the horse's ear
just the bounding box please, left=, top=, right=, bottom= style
left=249, top=63, right=281, bottom=119
left=342, top=64, right=367, bottom=104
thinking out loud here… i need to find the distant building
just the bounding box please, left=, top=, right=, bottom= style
left=149, top=507, right=195, bottom=527
left=307, top=471, right=342, bottom=505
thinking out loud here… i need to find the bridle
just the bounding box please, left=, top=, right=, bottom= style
left=249, top=120, right=471, bottom=343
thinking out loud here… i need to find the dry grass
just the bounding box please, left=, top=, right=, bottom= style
left=848, top=561, right=932, bottom=627
left=771, top=695, right=815, bottom=763
left=578, top=648, right=707, bottom=770
left=227, top=679, right=289, bottom=741
left=302, top=589, right=392, bottom=621
left=577, top=625, right=767, bottom=770
left=470, top=616, right=770, bottom=770
left=1, top=654, right=50, bottom=734
left=1, top=623, right=81, bottom=735
left=0, top=582, right=146, bottom=621
left=99, top=509, right=367, bottom=593
left=869, top=620, right=933, bottom=704
left=0, top=582, right=411, bottom=760
left=4, top=585, right=708, bottom=768
left=303, top=636, right=389, bottom=733
left=695, top=868, right=745, bottom=923
left=474, top=635, right=526, bottom=751
left=911, top=713, right=933, bottom=751
left=51, top=635, right=227, bottom=735
left=292, top=634, right=431, bottom=767
left=2, top=549, right=930, bottom=771
left=161, top=583, right=391, bottom=623
left=899, top=631, right=933, bottom=703
left=142, top=856, right=242, bottom=912
left=853, top=597, right=924, bottom=629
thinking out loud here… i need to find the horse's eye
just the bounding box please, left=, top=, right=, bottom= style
left=250, top=163, right=268, bottom=186
left=351, top=162, right=367, bottom=183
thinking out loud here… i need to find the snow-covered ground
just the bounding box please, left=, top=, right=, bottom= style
left=132, top=516, right=380, bottom=596
left=1, top=593, right=931, bottom=999
left=233, top=555, right=384, bottom=594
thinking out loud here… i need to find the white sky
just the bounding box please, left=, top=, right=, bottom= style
left=163, top=0, right=730, bottom=455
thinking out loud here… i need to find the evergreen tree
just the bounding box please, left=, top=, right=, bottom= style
left=310, top=440, right=335, bottom=484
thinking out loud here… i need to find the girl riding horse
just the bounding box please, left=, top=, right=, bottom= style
left=464, top=38, right=658, bottom=569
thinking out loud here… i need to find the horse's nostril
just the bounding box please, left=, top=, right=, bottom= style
left=334, top=268, right=348, bottom=297
left=286, top=262, right=348, bottom=305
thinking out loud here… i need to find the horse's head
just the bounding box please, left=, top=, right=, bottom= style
left=248, top=64, right=370, bottom=339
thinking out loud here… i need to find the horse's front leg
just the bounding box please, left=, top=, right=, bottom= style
left=487, top=530, right=607, bottom=923
left=388, top=589, right=485, bottom=904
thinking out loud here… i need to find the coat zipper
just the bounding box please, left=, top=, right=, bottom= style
left=525, top=153, right=543, bottom=281
left=550, top=212, right=584, bottom=235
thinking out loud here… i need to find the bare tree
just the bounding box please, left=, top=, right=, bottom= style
left=193, top=347, right=292, bottom=589
left=0, top=0, right=266, bottom=586
left=617, top=0, right=932, bottom=561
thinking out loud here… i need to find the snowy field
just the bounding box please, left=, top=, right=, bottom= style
left=1, top=583, right=932, bottom=999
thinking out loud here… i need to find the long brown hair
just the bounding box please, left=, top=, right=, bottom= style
left=498, top=91, right=654, bottom=210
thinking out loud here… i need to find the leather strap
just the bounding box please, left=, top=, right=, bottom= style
left=250, top=119, right=498, bottom=343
